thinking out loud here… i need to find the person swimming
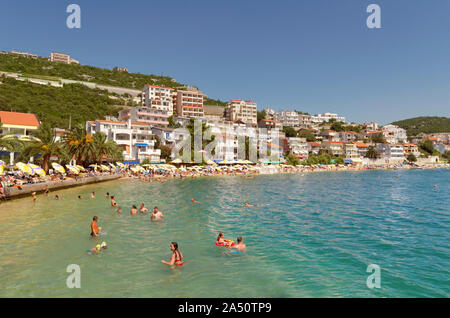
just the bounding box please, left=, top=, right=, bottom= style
left=231, top=236, right=246, bottom=251
left=106, top=192, right=110, bottom=198
left=244, top=201, right=254, bottom=207
left=191, top=198, right=201, bottom=204
left=90, top=216, right=102, bottom=237
left=117, top=206, right=122, bottom=214
left=44, top=185, right=49, bottom=196
left=55, top=194, right=60, bottom=200
left=78, top=195, right=82, bottom=200
left=161, top=242, right=184, bottom=266
left=91, top=192, right=96, bottom=199
left=216, top=232, right=234, bottom=247
left=140, top=203, right=149, bottom=213
left=31, top=192, right=37, bottom=202
left=111, top=196, right=117, bottom=207
left=88, top=241, right=107, bottom=254
left=130, top=205, right=138, bottom=215
left=151, top=206, right=164, bottom=219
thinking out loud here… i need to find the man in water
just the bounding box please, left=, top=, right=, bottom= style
left=91, top=192, right=96, bottom=199
left=140, top=203, right=149, bottom=213
left=55, top=194, right=60, bottom=200
left=111, top=196, right=117, bottom=207
left=244, top=201, right=254, bottom=207
left=117, top=206, right=122, bottom=214
left=130, top=205, right=138, bottom=216
left=191, top=198, right=201, bottom=204
left=231, top=237, right=246, bottom=251
left=151, top=206, right=164, bottom=219
left=31, top=192, right=37, bottom=202
left=78, top=195, right=82, bottom=200
left=44, top=185, right=50, bottom=196
left=90, top=216, right=102, bottom=237
left=106, top=192, right=110, bottom=198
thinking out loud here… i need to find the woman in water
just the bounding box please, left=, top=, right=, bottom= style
left=130, top=205, right=138, bottom=215
left=161, top=242, right=184, bottom=266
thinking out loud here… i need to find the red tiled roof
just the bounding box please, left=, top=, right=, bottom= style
left=307, top=142, right=321, bottom=147
left=145, top=84, right=173, bottom=90
left=96, top=120, right=126, bottom=125
left=0, top=111, right=40, bottom=127
left=353, top=142, right=369, bottom=148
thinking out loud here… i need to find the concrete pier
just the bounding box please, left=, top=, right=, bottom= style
left=3, top=174, right=121, bottom=199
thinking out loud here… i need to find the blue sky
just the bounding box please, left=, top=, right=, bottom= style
left=1, top=0, right=449, bottom=124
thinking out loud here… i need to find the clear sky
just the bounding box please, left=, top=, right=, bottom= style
left=1, top=0, right=449, bottom=124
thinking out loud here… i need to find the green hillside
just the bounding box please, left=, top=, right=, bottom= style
left=0, top=77, right=121, bottom=128
left=0, top=53, right=224, bottom=103
left=391, top=116, right=450, bottom=136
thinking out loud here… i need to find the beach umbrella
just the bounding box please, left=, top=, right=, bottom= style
left=28, top=163, right=46, bottom=177
left=116, top=162, right=125, bottom=168
left=0, top=162, right=4, bottom=176
left=100, top=164, right=110, bottom=171
left=109, top=163, right=116, bottom=169
left=66, top=165, right=80, bottom=174
left=75, top=165, right=86, bottom=172
left=219, top=159, right=231, bottom=164
left=52, top=162, right=66, bottom=174
left=171, top=158, right=183, bottom=164
left=16, top=162, right=34, bottom=175
left=89, top=164, right=100, bottom=170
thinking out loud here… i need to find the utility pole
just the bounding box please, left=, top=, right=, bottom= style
left=68, top=114, right=72, bottom=130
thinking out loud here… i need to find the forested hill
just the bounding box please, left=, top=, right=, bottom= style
left=391, top=116, right=450, bottom=136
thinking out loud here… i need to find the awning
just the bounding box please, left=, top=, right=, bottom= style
left=123, top=160, right=140, bottom=165
left=135, top=143, right=148, bottom=147
left=345, top=160, right=353, bottom=164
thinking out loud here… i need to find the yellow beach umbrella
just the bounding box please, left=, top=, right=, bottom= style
left=116, top=162, right=125, bottom=168
left=16, top=162, right=34, bottom=175
left=28, top=164, right=46, bottom=177
left=75, top=165, right=86, bottom=172
left=219, top=159, right=231, bottom=164
left=109, top=163, right=116, bottom=169
left=89, top=164, right=99, bottom=170
left=100, top=164, right=110, bottom=171
left=66, top=165, right=80, bottom=174
left=51, top=162, right=65, bottom=174
left=0, top=163, right=4, bottom=176
left=171, top=158, right=183, bottom=164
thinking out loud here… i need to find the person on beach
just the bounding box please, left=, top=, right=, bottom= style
left=88, top=242, right=107, bottom=254
left=151, top=206, right=164, bottom=219
left=244, top=201, right=254, bottom=207
left=161, top=242, right=184, bottom=266
left=231, top=237, right=246, bottom=251
left=191, top=198, right=201, bottom=204
left=90, top=216, right=102, bottom=237
left=111, top=196, right=117, bottom=207
left=140, top=203, right=149, bottom=213
left=131, top=205, right=138, bottom=215
left=91, top=192, right=96, bottom=199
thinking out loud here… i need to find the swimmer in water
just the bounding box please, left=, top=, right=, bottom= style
left=434, top=185, right=438, bottom=189
left=216, top=232, right=233, bottom=247
left=90, top=216, right=102, bottom=237
left=44, top=185, right=49, bottom=197
left=191, top=198, right=201, bottom=204
left=111, top=196, right=117, bottom=207
left=231, top=236, right=246, bottom=251
left=151, top=206, right=164, bottom=219
left=106, top=192, right=110, bottom=199
left=117, top=206, right=122, bottom=214
left=55, top=194, right=60, bottom=200
left=244, top=201, right=254, bottom=207
left=140, top=203, right=149, bottom=213
left=88, top=241, right=107, bottom=254
left=130, top=205, right=138, bottom=216
left=91, top=192, right=95, bottom=199
left=78, top=195, right=82, bottom=200
left=161, top=242, right=184, bottom=266
left=31, top=192, right=37, bottom=202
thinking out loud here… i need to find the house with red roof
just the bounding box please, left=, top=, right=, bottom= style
left=0, top=111, right=40, bottom=136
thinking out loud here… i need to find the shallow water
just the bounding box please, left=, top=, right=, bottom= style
left=0, top=169, right=449, bottom=297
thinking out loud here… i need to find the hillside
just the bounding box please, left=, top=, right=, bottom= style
left=0, top=53, right=225, bottom=103
left=0, top=77, right=121, bottom=128
left=391, top=116, right=450, bottom=136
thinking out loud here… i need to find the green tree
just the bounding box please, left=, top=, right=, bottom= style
left=406, top=153, right=417, bottom=163
left=285, top=153, right=300, bottom=166
left=370, top=133, right=386, bottom=144
left=365, top=146, right=380, bottom=159
left=282, top=126, right=297, bottom=138
left=419, top=140, right=434, bottom=155
left=298, top=131, right=316, bottom=142
left=257, top=110, right=267, bottom=122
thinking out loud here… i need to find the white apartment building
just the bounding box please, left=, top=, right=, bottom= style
left=225, top=100, right=257, bottom=125
left=86, top=119, right=161, bottom=163
left=141, top=84, right=174, bottom=115
left=311, top=112, right=346, bottom=124
left=299, top=114, right=313, bottom=128
left=382, top=124, right=407, bottom=144
left=274, top=111, right=300, bottom=127
left=263, top=108, right=276, bottom=120
left=119, top=106, right=170, bottom=128
left=287, top=137, right=309, bottom=158
left=344, top=143, right=359, bottom=159
left=376, top=144, right=405, bottom=161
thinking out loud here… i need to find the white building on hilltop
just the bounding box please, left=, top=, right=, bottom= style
left=382, top=124, right=407, bottom=144
left=274, top=111, right=300, bottom=127
left=141, top=84, right=174, bottom=115
left=311, top=113, right=346, bottom=124
left=225, top=100, right=257, bottom=125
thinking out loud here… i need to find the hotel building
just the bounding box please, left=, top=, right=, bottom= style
left=274, top=111, right=300, bottom=127
left=0, top=111, right=40, bottom=136
left=86, top=120, right=161, bottom=163
left=225, top=100, right=257, bottom=125
left=141, top=84, right=174, bottom=115
left=311, top=113, right=346, bottom=124
left=174, top=89, right=205, bottom=118
left=50, top=52, right=79, bottom=64
left=119, top=107, right=170, bottom=128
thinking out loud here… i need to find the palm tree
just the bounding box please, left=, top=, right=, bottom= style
left=365, top=146, right=380, bottom=159
left=91, top=132, right=120, bottom=164
left=22, top=123, right=65, bottom=172
left=62, top=125, right=95, bottom=166
left=0, top=123, right=23, bottom=164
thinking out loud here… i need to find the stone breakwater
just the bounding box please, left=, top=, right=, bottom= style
left=4, top=174, right=121, bottom=199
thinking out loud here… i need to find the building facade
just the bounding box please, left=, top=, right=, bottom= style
left=225, top=100, right=257, bottom=125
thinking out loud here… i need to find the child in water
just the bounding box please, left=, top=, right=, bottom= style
left=88, top=242, right=107, bottom=254
left=161, top=242, right=184, bottom=266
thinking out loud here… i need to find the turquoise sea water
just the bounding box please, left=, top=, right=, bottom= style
left=0, top=169, right=449, bottom=297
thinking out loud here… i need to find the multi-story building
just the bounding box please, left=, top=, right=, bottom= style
left=225, top=100, right=257, bottom=125
left=113, top=67, right=128, bottom=72
left=287, top=137, right=309, bottom=158
left=376, top=144, right=405, bottom=161
left=363, top=122, right=379, bottom=131
left=0, top=111, right=40, bottom=136
left=119, top=107, right=170, bottom=128
left=263, top=108, right=276, bottom=120
left=338, top=131, right=358, bottom=142
left=311, top=112, right=346, bottom=124
left=141, top=84, right=174, bottom=115
left=353, top=142, right=369, bottom=157
left=299, top=114, right=313, bottom=128
left=274, top=111, right=300, bottom=127
left=86, top=119, right=161, bottom=163
left=50, top=52, right=79, bottom=64
left=9, top=50, right=38, bottom=59
left=306, top=142, right=321, bottom=155
left=151, top=127, right=188, bottom=148
left=174, top=89, right=205, bottom=118
left=344, top=143, right=359, bottom=159
left=403, top=143, right=420, bottom=156
left=382, top=124, right=407, bottom=144
left=321, top=130, right=340, bottom=142
left=321, top=141, right=345, bottom=156
left=258, top=119, right=283, bottom=131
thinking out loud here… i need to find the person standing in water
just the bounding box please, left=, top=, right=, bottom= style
left=91, top=192, right=96, bottom=199
left=151, top=206, right=164, bottom=219
left=90, top=216, right=102, bottom=237
left=231, top=237, right=246, bottom=251
left=140, top=203, right=149, bottom=213
left=111, top=196, right=117, bottom=207
left=44, top=185, right=50, bottom=197
left=130, top=205, right=138, bottom=215
left=161, top=242, right=184, bottom=266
